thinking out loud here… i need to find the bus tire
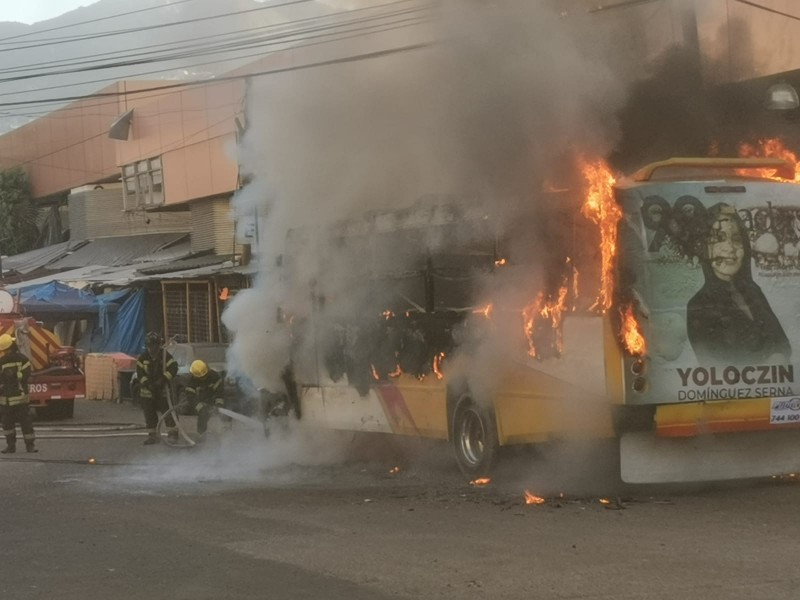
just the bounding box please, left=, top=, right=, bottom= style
left=452, top=396, right=498, bottom=480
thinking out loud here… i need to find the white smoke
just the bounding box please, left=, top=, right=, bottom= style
left=116, top=421, right=353, bottom=486
left=224, top=1, right=626, bottom=396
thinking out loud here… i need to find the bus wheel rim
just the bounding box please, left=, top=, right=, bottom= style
left=458, top=408, right=485, bottom=466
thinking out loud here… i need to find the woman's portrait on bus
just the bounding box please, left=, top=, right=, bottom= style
left=753, top=208, right=771, bottom=234
left=671, top=195, right=707, bottom=262
left=641, top=195, right=670, bottom=252
left=686, top=203, right=791, bottom=364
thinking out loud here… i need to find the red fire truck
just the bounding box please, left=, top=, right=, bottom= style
left=0, top=314, right=85, bottom=419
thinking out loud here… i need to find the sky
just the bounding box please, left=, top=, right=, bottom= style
left=0, top=1, right=98, bottom=25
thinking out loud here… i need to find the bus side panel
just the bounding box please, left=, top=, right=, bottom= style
left=493, top=316, right=615, bottom=445
left=300, top=380, right=449, bottom=439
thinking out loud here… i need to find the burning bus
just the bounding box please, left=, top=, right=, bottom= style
left=269, top=156, right=800, bottom=484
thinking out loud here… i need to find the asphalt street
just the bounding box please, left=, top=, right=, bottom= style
left=1, top=400, right=799, bottom=600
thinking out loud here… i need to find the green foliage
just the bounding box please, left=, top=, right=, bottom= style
left=0, top=168, right=38, bottom=255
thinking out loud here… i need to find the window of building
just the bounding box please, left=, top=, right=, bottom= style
left=122, top=157, right=163, bottom=209
left=162, top=281, right=216, bottom=343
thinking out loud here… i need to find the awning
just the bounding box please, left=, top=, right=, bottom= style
left=1, top=240, right=88, bottom=275
left=46, top=233, right=189, bottom=269
left=136, top=254, right=233, bottom=276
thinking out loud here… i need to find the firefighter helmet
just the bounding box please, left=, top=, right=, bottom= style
left=145, top=331, right=162, bottom=347
left=190, top=360, right=209, bottom=378
left=0, top=334, right=14, bottom=351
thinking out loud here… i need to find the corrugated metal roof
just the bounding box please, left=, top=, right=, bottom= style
left=2, top=240, right=88, bottom=274
left=46, top=233, right=189, bottom=269
left=136, top=253, right=231, bottom=276
left=131, top=237, right=192, bottom=263
left=5, top=259, right=254, bottom=290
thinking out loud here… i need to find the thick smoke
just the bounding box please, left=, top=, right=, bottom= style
left=224, top=1, right=626, bottom=397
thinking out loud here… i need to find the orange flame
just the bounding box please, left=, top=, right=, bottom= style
left=579, top=157, right=621, bottom=312
left=599, top=498, right=611, bottom=505
left=620, top=304, right=646, bottom=356
left=389, top=466, right=400, bottom=474
left=470, top=478, right=491, bottom=487
left=567, top=256, right=579, bottom=312
left=522, top=285, right=569, bottom=358
left=219, top=287, right=230, bottom=301
left=523, top=490, right=546, bottom=505
left=432, top=352, right=445, bottom=380
left=494, top=258, right=507, bottom=266
left=472, top=303, right=493, bottom=319
left=382, top=310, right=395, bottom=320
left=388, top=365, right=403, bottom=378
left=371, top=365, right=380, bottom=381
left=738, top=138, right=800, bottom=181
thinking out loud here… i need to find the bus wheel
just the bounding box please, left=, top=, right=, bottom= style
left=452, top=397, right=498, bottom=480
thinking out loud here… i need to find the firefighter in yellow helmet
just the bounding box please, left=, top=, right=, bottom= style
left=0, top=334, right=36, bottom=454
left=136, top=332, right=178, bottom=445
left=182, top=359, right=225, bottom=439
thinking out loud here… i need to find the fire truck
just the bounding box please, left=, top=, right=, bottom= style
left=0, top=291, right=84, bottom=419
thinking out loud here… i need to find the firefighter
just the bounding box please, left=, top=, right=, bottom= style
left=136, top=332, right=178, bottom=445
left=0, top=334, right=36, bottom=454
left=182, top=359, right=225, bottom=440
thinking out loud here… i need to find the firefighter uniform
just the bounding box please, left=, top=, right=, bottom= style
left=137, top=333, right=178, bottom=445
left=0, top=334, right=36, bottom=454
left=184, top=360, right=225, bottom=436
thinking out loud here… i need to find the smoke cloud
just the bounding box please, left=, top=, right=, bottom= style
left=225, top=1, right=628, bottom=400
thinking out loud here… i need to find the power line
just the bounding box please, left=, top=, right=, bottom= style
left=0, top=41, right=432, bottom=110
left=0, top=17, right=428, bottom=103
left=0, top=14, right=431, bottom=107
left=0, top=0, right=421, bottom=76
left=732, top=0, right=800, bottom=22
left=0, top=5, right=428, bottom=86
left=0, top=0, right=317, bottom=53
left=0, top=0, right=199, bottom=44
left=588, top=0, right=661, bottom=13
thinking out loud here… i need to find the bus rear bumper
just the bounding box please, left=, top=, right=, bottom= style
left=620, top=429, right=800, bottom=484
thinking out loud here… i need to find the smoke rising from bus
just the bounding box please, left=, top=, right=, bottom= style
left=224, top=1, right=627, bottom=401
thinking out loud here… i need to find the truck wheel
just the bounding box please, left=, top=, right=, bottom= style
left=452, top=397, right=498, bottom=480
left=51, top=399, right=74, bottom=419
left=36, top=399, right=74, bottom=420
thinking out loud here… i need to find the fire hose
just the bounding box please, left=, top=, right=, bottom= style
left=25, top=423, right=146, bottom=439
left=155, top=385, right=196, bottom=448
left=155, top=399, right=268, bottom=449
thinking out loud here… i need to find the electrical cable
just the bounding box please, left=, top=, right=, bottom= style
left=0, top=0, right=200, bottom=45
left=0, top=0, right=317, bottom=53
left=0, top=0, right=423, bottom=62
left=0, top=40, right=432, bottom=108
left=0, top=16, right=425, bottom=121
left=0, top=5, right=429, bottom=85
left=588, top=0, right=661, bottom=13
left=732, top=0, right=800, bottom=22
left=0, top=6, right=430, bottom=113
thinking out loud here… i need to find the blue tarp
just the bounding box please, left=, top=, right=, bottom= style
left=90, top=288, right=145, bottom=356
left=18, top=281, right=120, bottom=314
left=14, top=282, right=145, bottom=356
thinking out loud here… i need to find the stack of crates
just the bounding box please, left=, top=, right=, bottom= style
left=84, top=353, right=137, bottom=401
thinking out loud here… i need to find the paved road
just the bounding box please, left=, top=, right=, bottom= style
left=2, top=400, right=799, bottom=599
